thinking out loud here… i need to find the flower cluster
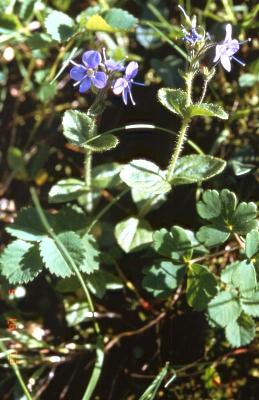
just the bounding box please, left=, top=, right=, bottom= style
left=70, top=49, right=143, bottom=105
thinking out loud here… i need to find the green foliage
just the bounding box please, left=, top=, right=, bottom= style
left=240, top=290, right=259, bottom=317
left=92, top=163, right=122, bottom=189
left=48, top=179, right=87, bottom=203
left=142, top=261, right=185, bottom=298
left=7, top=146, right=28, bottom=180
left=225, top=313, right=256, bottom=347
left=120, top=159, right=171, bottom=195
left=115, top=216, right=153, bottom=253
left=153, top=226, right=193, bottom=261
left=171, top=155, right=226, bottom=185
left=65, top=301, right=90, bottom=327
left=84, top=134, right=119, bottom=152
left=158, top=88, right=187, bottom=116
left=245, top=229, right=259, bottom=259
left=62, top=110, right=95, bottom=148
left=44, top=10, right=75, bottom=42
left=188, top=103, right=228, bottom=120
left=139, top=362, right=170, bottom=400
left=186, top=264, right=218, bottom=311
left=197, top=189, right=257, bottom=246
left=105, top=8, right=137, bottom=31
left=208, top=290, right=242, bottom=328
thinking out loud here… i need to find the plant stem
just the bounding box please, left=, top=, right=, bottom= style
left=0, top=340, right=32, bottom=400
left=30, top=188, right=104, bottom=399
left=166, top=71, right=194, bottom=181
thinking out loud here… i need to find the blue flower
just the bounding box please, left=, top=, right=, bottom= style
left=70, top=50, right=107, bottom=93
left=112, top=61, right=144, bottom=105
left=213, top=24, right=251, bottom=72
left=105, top=59, right=125, bottom=72
left=178, top=5, right=202, bottom=45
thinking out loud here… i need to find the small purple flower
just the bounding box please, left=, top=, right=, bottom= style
left=213, top=24, right=251, bottom=72
left=70, top=50, right=107, bottom=93
left=112, top=61, right=144, bottom=106
left=105, top=59, right=125, bottom=72
left=178, top=5, right=202, bottom=45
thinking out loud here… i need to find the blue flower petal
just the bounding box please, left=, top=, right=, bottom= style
left=125, top=61, right=138, bottom=80
left=113, top=78, right=128, bottom=95
left=79, top=77, right=91, bottom=93
left=105, top=59, right=125, bottom=72
left=70, top=65, right=86, bottom=81
left=122, top=88, right=128, bottom=105
left=92, top=71, right=107, bottom=89
left=82, top=50, right=101, bottom=69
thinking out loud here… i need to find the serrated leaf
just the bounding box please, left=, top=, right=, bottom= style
left=153, top=226, right=192, bottom=261
left=86, top=14, right=115, bottom=32
left=105, top=8, right=137, bottom=31
left=120, top=159, right=171, bottom=195
left=158, top=88, right=187, bottom=116
left=80, top=233, right=100, bottom=274
left=208, top=290, right=242, bottom=327
left=54, top=206, right=89, bottom=233
left=48, top=179, right=86, bottom=203
left=187, top=264, right=218, bottom=311
left=6, top=207, right=51, bottom=241
left=171, top=155, right=226, bottom=185
left=44, top=10, right=75, bottom=42
left=62, top=110, right=94, bottom=147
left=92, top=163, right=122, bottom=189
left=84, top=134, right=119, bottom=152
left=245, top=229, right=259, bottom=259
left=115, top=217, right=153, bottom=253
left=142, top=260, right=185, bottom=299
left=0, top=240, right=42, bottom=284
left=241, top=290, right=259, bottom=317
left=225, top=313, right=255, bottom=347
left=189, top=103, right=228, bottom=120
left=40, top=231, right=86, bottom=278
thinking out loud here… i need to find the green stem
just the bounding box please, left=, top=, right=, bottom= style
left=199, top=78, right=209, bottom=105
left=30, top=188, right=104, bottom=399
left=166, top=71, right=194, bottom=181
left=0, top=340, right=32, bottom=400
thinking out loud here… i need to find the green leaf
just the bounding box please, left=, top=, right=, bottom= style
left=115, top=217, right=153, bottom=253
left=153, top=226, right=192, bottom=261
left=142, top=260, right=185, bottom=298
left=44, top=10, right=75, bottom=42
left=62, top=110, right=94, bottom=147
left=37, top=82, right=57, bottom=103
left=79, top=233, right=100, bottom=274
left=19, top=0, right=35, bottom=21
left=196, top=226, right=229, bottom=247
left=231, top=261, right=257, bottom=298
left=6, top=207, right=51, bottom=241
left=232, top=202, right=257, bottom=235
left=120, top=159, right=171, bottom=195
left=241, top=290, right=259, bottom=317
left=48, top=179, right=86, bottom=203
left=40, top=231, right=86, bottom=278
left=85, top=14, right=114, bottom=32
left=54, top=205, right=89, bottom=233
left=189, top=103, right=228, bottom=120
left=208, top=290, right=242, bottom=327
left=139, top=362, right=170, bottom=400
left=245, top=229, right=259, bottom=259
left=171, top=155, right=226, bottom=185
left=84, top=134, right=119, bottom=152
left=158, top=88, right=187, bottom=116
left=187, top=264, right=218, bottom=311
left=131, top=190, right=166, bottom=215
left=92, top=163, right=122, bottom=189
left=0, top=240, right=43, bottom=284
left=104, top=8, right=137, bottom=31
left=88, top=270, right=123, bottom=299
left=225, top=313, right=256, bottom=347
left=7, top=146, right=28, bottom=180
left=65, top=301, right=90, bottom=327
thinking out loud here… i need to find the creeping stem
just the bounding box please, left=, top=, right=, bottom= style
left=166, top=71, right=195, bottom=181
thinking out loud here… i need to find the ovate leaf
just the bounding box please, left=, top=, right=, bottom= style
left=105, top=8, right=137, bottom=31
left=115, top=217, right=153, bottom=253
left=158, top=88, right=187, bottom=116
left=189, top=103, right=228, bottom=120
left=171, top=155, right=226, bottom=185
left=153, top=226, right=192, bottom=261
left=44, top=10, right=75, bottom=42
left=187, top=264, right=218, bottom=311
left=48, top=179, right=86, bottom=203
left=208, top=290, right=242, bottom=327
left=225, top=313, right=256, bottom=347
left=0, top=240, right=43, bottom=284
left=62, top=110, right=94, bottom=147
left=92, top=163, right=122, bottom=189
left=84, top=134, right=119, bottom=152
left=120, top=159, right=171, bottom=195
left=245, top=229, right=259, bottom=259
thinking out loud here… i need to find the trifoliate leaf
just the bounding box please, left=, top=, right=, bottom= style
left=189, top=103, right=228, bottom=120
left=153, top=226, right=192, bottom=261
left=208, top=290, right=242, bottom=327
left=115, top=216, right=153, bottom=253
left=120, top=159, right=171, bottom=195
left=241, top=290, right=259, bottom=317
left=245, top=229, right=259, bottom=259
left=142, top=260, right=185, bottom=299
left=44, top=10, right=75, bottom=42
left=225, top=313, right=256, bottom=347
left=231, top=261, right=257, bottom=298
left=171, top=155, right=226, bottom=185
left=187, top=264, right=218, bottom=311
left=104, top=8, right=137, bottom=31
left=0, top=240, right=43, bottom=284
left=62, top=110, right=95, bottom=147
left=48, top=179, right=87, bottom=203
left=158, top=88, right=187, bottom=116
